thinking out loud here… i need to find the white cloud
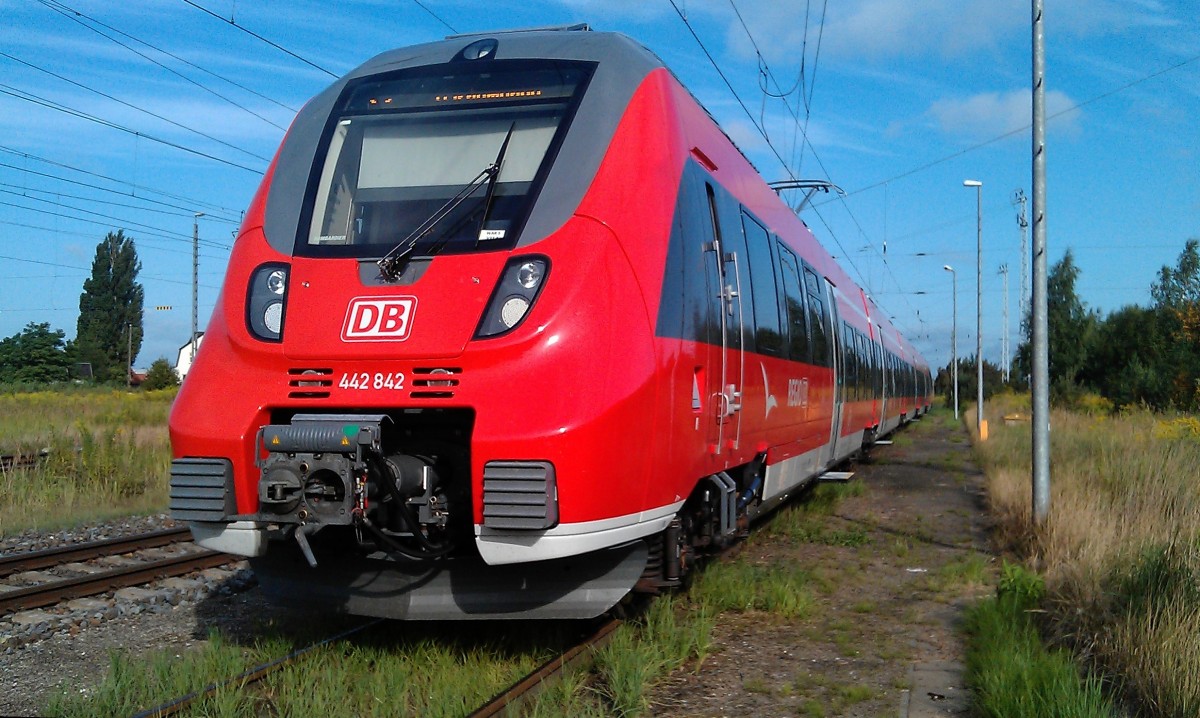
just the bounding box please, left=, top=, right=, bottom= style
left=928, top=88, right=1081, bottom=139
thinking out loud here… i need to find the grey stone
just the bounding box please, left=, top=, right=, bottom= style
left=65, top=598, right=110, bottom=612
left=114, top=587, right=157, bottom=602
left=9, top=610, right=57, bottom=627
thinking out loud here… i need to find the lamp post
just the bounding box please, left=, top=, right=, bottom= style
left=192, top=212, right=204, bottom=363
left=964, top=179, right=983, bottom=434
left=943, top=265, right=958, bottom=420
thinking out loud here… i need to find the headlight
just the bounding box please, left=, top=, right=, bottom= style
left=475, top=256, right=549, bottom=339
left=247, top=263, right=289, bottom=342
left=516, top=262, right=543, bottom=289
left=500, top=296, right=531, bottom=328
left=267, top=269, right=287, bottom=295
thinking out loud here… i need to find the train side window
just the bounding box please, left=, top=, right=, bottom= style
left=802, top=264, right=830, bottom=367
left=706, top=184, right=722, bottom=245
left=777, top=245, right=809, bottom=363
left=741, top=212, right=783, bottom=357
left=856, top=331, right=869, bottom=400
left=840, top=322, right=853, bottom=399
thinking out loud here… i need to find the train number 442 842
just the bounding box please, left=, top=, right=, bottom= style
left=338, top=371, right=406, bottom=390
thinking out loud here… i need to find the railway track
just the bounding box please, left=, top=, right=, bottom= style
left=0, top=527, right=233, bottom=614
left=130, top=616, right=622, bottom=718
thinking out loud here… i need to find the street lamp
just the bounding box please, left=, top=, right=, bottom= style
left=943, top=265, right=958, bottom=420
left=964, top=179, right=983, bottom=434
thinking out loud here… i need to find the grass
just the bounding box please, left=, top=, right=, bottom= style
left=46, top=621, right=565, bottom=718
left=0, top=387, right=176, bottom=535
left=963, top=563, right=1116, bottom=718
left=969, top=394, right=1200, bottom=715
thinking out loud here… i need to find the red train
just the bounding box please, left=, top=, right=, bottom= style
left=169, top=26, right=932, bottom=619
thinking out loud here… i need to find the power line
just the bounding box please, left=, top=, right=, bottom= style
left=0, top=220, right=231, bottom=264
left=831, top=49, right=1200, bottom=202
left=0, top=181, right=225, bottom=224
left=0, top=83, right=266, bottom=174
left=0, top=146, right=244, bottom=218
left=0, top=253, right=222, bottom=290
left=0, top=201, right=233, bottom=258
left=411, top=0, right=458, bottom=34
left=0, top=51, right=272, bottom=163
left=715, top=3, right=916, bottom=331
left=0, top=190, right=232, bottom=250
left=180, top=0, right=338, bottom=79
left=38, top=0, right=291, bottom=132
left=37, top=0, right=297, bottom=114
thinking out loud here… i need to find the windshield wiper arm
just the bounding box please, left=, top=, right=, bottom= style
left=474, top=122, right=516, bottom=248
left=377, top=165, right=496, bottom=280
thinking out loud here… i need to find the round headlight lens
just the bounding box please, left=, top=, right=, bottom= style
left=267, top=269, right=287, bottom=295
left=516, top=262, right=543, bottom=289
left=500, top=296, right=530, bottom=328
left=263, top=301, right=283, bottom=334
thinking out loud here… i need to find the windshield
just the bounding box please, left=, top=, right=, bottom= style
left=298, top=61, right=593, bottom=258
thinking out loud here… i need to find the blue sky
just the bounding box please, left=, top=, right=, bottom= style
left=0, top=0, right=1197, bottom=372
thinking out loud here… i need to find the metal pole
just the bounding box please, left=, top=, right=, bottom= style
left=964, top=180, right=984, bottom=433
left=126, top=322, right=132, bottom=389
left=1031, top=0, right=1051, bottom=524
left=192, top=213, right=204, bottom=363
left=1000, top=264, right=1010, bottom=383
left=944, top=265, right=958, bottom=420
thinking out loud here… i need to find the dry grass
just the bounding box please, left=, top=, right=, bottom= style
left=973, top=394, right=1200, bottom=715
left=0, top=387, right=176, bottom=535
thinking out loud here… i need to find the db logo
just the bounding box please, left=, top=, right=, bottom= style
left=341, top=296, right=417, bottom=341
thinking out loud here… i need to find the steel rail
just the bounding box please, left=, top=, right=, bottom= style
left=0, top=549, right=232, bottom=614
left=130, top=618, right=387, bottom=718
left=0, top=527, right=192, bottom=577
left=467, top=617, right=623, bottom=718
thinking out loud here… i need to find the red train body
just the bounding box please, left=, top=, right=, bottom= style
left=169, top=27, right=932, bottom=619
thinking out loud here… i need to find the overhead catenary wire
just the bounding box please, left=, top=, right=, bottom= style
left=37, top=0, right=291, bottom=132
left=0, top=51, right=273, bottom=164
left=0, top=191, right=232, bottom=250
left=0, top=84, right=266, bottom=175
left=411, top=0, right=458, bottom=34
left=690, top=1, right=919, bottom=337
left=36, top=0, right=298, bottom=114
left=0, top=181, right=230, bottom=224
left=180, top=0, right=338, bottom=79
left=0, top=146, right=244, bottom=219
left=826, top=49, right=1200, bottom=203
left=0, top=253, right=222, bottom=290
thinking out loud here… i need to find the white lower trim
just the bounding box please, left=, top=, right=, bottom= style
left=190, top=520, right=268, bottom=557
left=762, top=444, right=826, bottom=505
left=475, top=501, right=684, bottom=565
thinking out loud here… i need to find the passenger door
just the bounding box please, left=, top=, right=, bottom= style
left=702, top=183, right=746, bottom=455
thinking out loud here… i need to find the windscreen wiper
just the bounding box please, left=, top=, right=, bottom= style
left=377, top=167, right=494, bottom=280
left=376, top=123, right=517, bottom=280
left=474, top=122, right=516, bottom=249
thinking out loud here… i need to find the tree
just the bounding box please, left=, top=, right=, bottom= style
left=141, top=357, right=180, bottom=391
left=76, top=230, right=144, bottom=382
left=1014, top=249, right=1096, bottom=404
left=1080, top=305, right=1170, bottom=409
left=0, top=322, right=71, bottom=384
left=1150, top=238, right=1200, bottom=409
left=934, top=355, right=1006, bottom=412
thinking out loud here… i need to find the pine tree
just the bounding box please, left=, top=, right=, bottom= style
left=76, top=230, right=144, bottom=382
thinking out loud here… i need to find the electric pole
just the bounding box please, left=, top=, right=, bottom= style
left=1012, top=189, right=1029, bottom=326
left=999, top=264, right=1010, bottom=383
left=192, top=213, right=204, bottom=363
left=1031, top=0, right=1051, bottom=524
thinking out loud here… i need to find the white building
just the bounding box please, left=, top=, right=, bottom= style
left=175, top=333, right=204, bottom=380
